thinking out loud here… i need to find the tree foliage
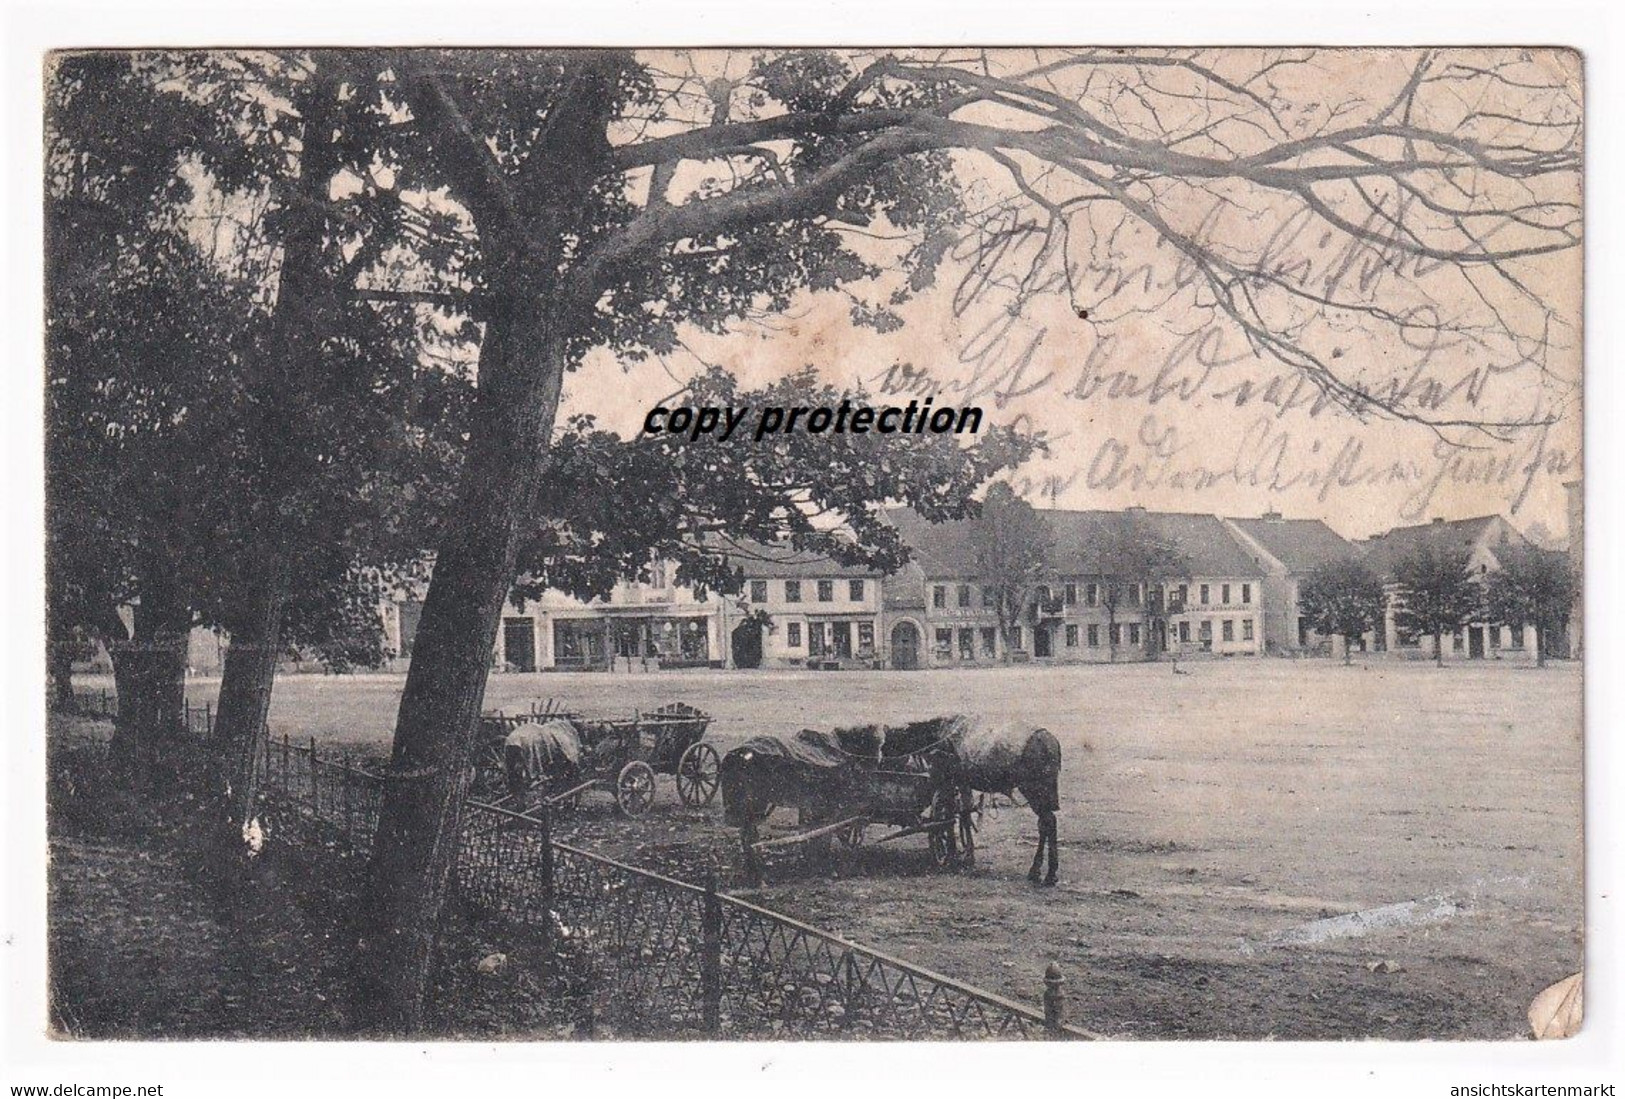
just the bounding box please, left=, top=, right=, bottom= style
left=1392, top=544, right=1481, bottom=666
left=1482, top=543, right=1577, bottom=666
left=1299, top=556, right=1387, bottom=664
left=1081, top=512, right=1188, bottom=660
left=510, top=368, right=1039, bottom=609
left=972, top=483, right=1055, bottom=655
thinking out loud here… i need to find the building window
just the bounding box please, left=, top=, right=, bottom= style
left=932, top=585, right=946, bottom=609
left=958, top=629, right=975, bottom=659
left=1086, top=583, right=1099, bottom=607
left=1242, top=619, right=1255, bottom=641
left=848, top=579, right=865, bottom=601
left=787, top=622, right=802, bottom=647
left=817, top=580, right=834, bottom=602
left=1037, top=584, right=1051, bottom=604
left=934, top=629, right=953, bottom=658
left=1128, top=623, right=1141, bottom=645
left=1179, top=620, right=1191, bottom=643
left=1200, top=584, right=1210, bottom=605
left=980, top=628, right=997, bottom=656
left=858, top=622, right=875, bottom=652
left=785, top=580, right=802, bottom=603
left=981, top=586, right=996, bottom=608
left=749, top=580, right=767, bottom=603
left=1222, top=583, right=1231, bottom=605
left=1110, top=623, right=1121, bottom=646
left=957, top=584, right=971, bottom=608
left=1087, top=624, right=1100, bottom=647
left=1128, top=583, right=1141, bottom=607
left=1241, top=583, right=1251, bottom=606
left=1007, top=626, right=1024, bottom=651
left=1177, top=584, right=1189, bottom=606
left=1222, top=619, right=1235, bottom=642
left=1064, top=583, right=1077, bottom=605
left=1065, top=624, right=1079, bottom=647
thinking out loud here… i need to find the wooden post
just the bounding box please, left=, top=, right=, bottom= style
left=702, top=869, right=723, bottom=1034
left=343, top=756, right=354, bottom=842
left=1043, top=962, right=1065, bottom=1037
left=538, top=802, right=554, bottom=962
left=205, top=701, right=213, bottom=738
left=309, top=735, right=319, bottom=816
left=281, top=732, right=290, bottom=795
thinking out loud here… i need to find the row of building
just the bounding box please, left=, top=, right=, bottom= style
left=367, top=496, right=1576, bottom=674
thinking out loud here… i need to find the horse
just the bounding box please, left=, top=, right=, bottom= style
left=833, top=717, right=1063, bottom=886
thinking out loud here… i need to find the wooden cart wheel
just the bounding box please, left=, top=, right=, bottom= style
left=615, top=760, right=656, bottom=818
left=675, top=742, right=721, bottom=807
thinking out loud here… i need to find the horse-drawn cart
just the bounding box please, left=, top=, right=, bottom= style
left=719, top=726, right=968, bottom=883
left=474, top=700, right=719, bottom=817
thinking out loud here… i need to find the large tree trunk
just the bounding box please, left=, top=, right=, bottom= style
left=209, top=553, right=291, bottom=871
left=108, top=579, right=190, bottom=792
left=354, top=50, right=636, bottom=1034
left=355, top=301, right=571, bottom=1031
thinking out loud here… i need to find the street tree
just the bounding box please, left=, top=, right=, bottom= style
left=971, top=483, right=1056, bottom=660
left=1392, top=545, right=1482, bottom=667
left=1082, top=512, right=1188, bottom=662
left=1482, top=543, right=1578, bottom=667
left=1299, top=557, right=1387, bottom=664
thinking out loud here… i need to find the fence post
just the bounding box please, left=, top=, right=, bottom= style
left=342, top=757, right=354, bottom=843
left=205, top=702, right=212, bottom=738
left=1043, top=962, right=1065, bottom=1037
left=281, top=732, right=290, bottom=796
left=702, top=869, right=723, bottom=1035
left=538, top=802, right=554, bottom=963
left=309, top=735, right=319, bottom=818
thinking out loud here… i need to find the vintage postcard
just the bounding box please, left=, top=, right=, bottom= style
left=42, top=47, right=1583, bottom=1045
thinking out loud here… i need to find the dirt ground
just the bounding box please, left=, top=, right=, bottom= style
left=83, top=658, right=1583, bottom=1040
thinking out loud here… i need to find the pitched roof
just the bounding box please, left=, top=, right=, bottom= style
left=721, top=538, right=881, bottom=579
left=1228, top=516, right=1360, bottom=574
left=1357, top=516, right=1517, bottom=576
left=884, top=507, right=1263, bottom=579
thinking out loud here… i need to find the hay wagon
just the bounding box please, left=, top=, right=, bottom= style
left=474, top=699, right=719, bottom=817
left=718, top=728, right=967, bottom=883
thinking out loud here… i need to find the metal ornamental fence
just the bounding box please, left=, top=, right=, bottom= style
left=239, top=726, right=1092, bottom=1039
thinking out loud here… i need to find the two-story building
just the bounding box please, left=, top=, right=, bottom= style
left=1223, top=511, right=1362, bottom=655
left=729, top=541, right=884, bottom=669
left=884, top=506, right=1266, bottom=665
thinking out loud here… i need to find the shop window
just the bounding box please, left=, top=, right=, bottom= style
left=787, top=622, right=802, bottom=647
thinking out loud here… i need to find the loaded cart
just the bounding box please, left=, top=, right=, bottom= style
left=718, top=727, right=969, bottom=883
left=473, top=700, right=718, bottom=816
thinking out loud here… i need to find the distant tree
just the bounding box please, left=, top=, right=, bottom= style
left=1083, top=512, right=1188, bottom=662
left=1392, top=545, right=1481, bottom=667
left=972, top=484, right=1056, bottom=661
left=1483, top=543, right=1578, bottom=667
left=1299, top=557, right=1386, bottom=665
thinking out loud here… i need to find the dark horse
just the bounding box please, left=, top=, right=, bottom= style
left=851, top=717, right=1063, bottom=885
